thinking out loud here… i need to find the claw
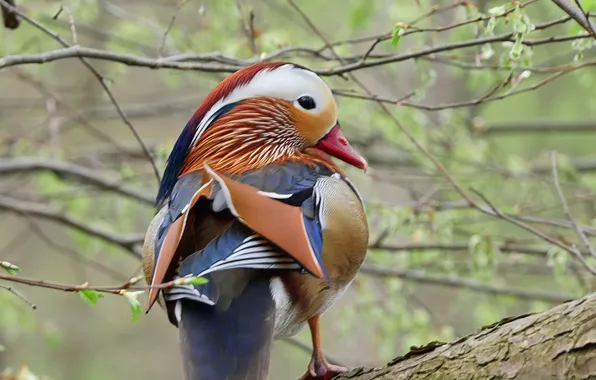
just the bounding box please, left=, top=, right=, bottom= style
left=298, top=315, right=348, bottom=380
left=299, top=360, right=348, bottom=380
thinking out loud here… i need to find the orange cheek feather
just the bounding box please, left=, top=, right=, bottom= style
left=289, top=102, right=337, bottom=145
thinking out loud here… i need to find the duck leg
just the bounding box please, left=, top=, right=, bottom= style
left=299, top=315, right=348, bottom=380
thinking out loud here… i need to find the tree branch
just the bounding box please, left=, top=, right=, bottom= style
left=469, top=188, right=596, bottom=276
left=0, top=270, right=203, bottom=294
left=0, top=284, right=36, bottom=309
left=551, top=0, right=596, bottom=38
left=0, top=196, right=144, bottom=254
left=360, top=264, right=575, bottom=303
left=337, top=291, right=596, bottom=379
left=333, top=67, right=588, bottom=111
left=551, top=151, right=596, bottom=259
left=372, top=242, right=591, bottom=257
left=480, top=120, right=596, bottom=134
left=0, top=33, right=590, bottom=76
left=0, top=157, right=154, bottom=205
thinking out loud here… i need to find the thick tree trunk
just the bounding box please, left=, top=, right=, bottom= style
left=338, top=292, right=596, bottom=379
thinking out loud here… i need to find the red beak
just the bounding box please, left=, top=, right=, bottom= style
left=315, top=123, right=367, bottom=171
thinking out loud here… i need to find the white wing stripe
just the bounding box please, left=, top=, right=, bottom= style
left=210, top=253, right=282, bottom=269
left=198, top=258, right=297, bottom=277
left=242, top=234, right=260, bottom=243
left=166, top=291, right=215, bottom=305
left=257, top=191, right=293, bottom=199
left=226, top=246, right=276, bottom=259
left=233, top=239, right=269, bottom=251
left=203, top=262, right=299, bottom=274
left=167, top=262, right=301, bottom=303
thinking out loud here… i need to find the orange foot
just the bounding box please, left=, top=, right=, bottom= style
left=299, top=356, right=348, bottom=380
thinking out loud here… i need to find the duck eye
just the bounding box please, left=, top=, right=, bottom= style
left=297, top=96, right=316, bottom=110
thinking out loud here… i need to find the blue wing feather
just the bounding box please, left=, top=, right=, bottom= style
left=156, top=124, right=194, bottom=207
left=166, top=221, right=299, bottom=305
left=153, top=171, right=205, bottom=266
left=302, top=215, right=326, bottom=278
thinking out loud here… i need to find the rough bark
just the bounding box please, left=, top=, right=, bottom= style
left=337, top=292, right=596, bottom=380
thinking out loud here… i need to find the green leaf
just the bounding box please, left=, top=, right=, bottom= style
left=547, top=247, right=570, bottom=279
left=0, top=261, right=20, bottom=275
left=488, top=6, right=506, bottom=15
left=392, top=23, right=407, bottom=47
left=484, top=17, right=499, bottom=36
left=183, top=276, right=209, bottom=286
left=480, top=43, right=495, bottom=60
left=467, top=234, right=483, bottom=256
left=174, top=276, right=209, bottom=286
left=574, top=52, right=584, bottom=62
left=79, top=289, right=105, bottom=306
left=509, top=35, right=524, bottom=61
left=122, top=291, right=143, bottom=324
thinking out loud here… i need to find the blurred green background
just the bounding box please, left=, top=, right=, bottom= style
left=1, top=0, right=596, bottom=379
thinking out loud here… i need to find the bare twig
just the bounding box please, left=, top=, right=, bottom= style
left=0, top=196, right=144, bottom=254
left=479, top=120, right=596, bottom=134
left=551, top=151, right=596, bottom=259
left=318, top=33, right=591, bottom=76
left=0, top=33, right=591, bottom=76
left=53, top=6, right=78, bottom=45
left=573, top=0, right=596, bottom=37
left=0, top=271, right=203, bottom=294
left=235, top=0, right=259, bottom=55
left=335, top=70, right=576, bottom=111
left=371, top=242, right=594, bottom=258
left=11, top=68, right=133, bottom=153
left=0, top=157, right=154, bottom=205
left=158, top=0, right=189, bottom=56
left=0, top=46, right=243, bottom=72
left=118, top=274, right=144, bottom=290
left=360, top=264, right=575, bottom=303
left=408, top=0, right=472, bottom=26
left=0, top=284, right=36, bottom=309
left=469, top=188, right=596, bottom=276
left=24, top=218, right=128, bottom=281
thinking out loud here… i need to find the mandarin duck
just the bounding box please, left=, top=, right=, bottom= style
left=142, top=62, right=369, bottom=380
